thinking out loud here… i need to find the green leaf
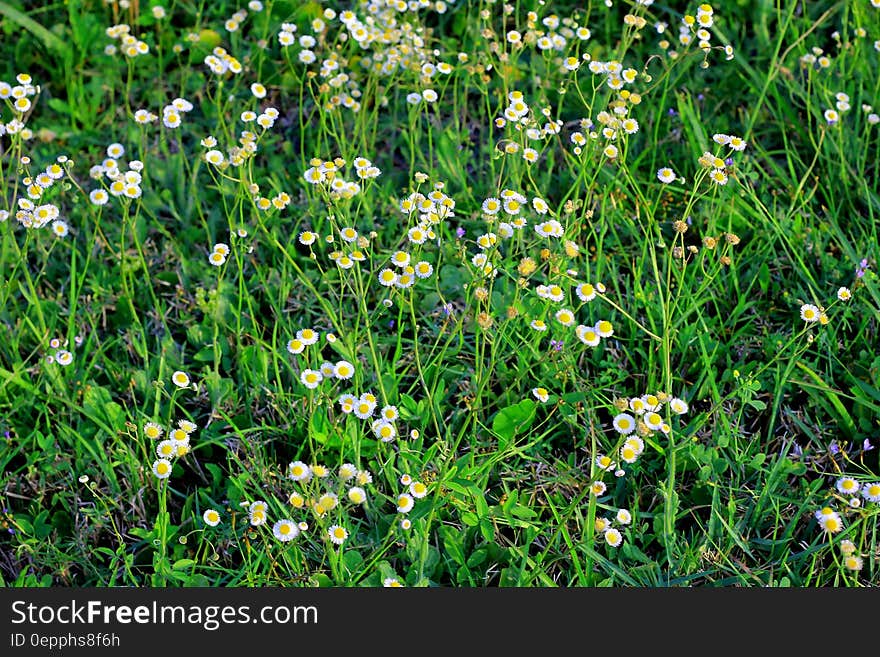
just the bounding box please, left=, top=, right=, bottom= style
left=82, top=386, right=126, bottom=430
left=184, top=575, right=211, bottom=587
left=129, top=527, right=155, bottom=541
left=621, top=542, right=653, bottom=565
left=203, top=371, right=235, bottom=407
left=192, top=346, right=215, bottom=363
left=14, top=516, right=33, bottom=535
left=460, top=511, right=479, bottom=527
left=438, top=526, right=467, bottom=566
left=47, top=97, right=71, bottom=116
left=33, top=511, right=52, bottom=539
left=471, top=489, right=489, bottom=518
left=0, top=2, right=71, bottom=57
left=510, top=504, right=537, bottom=520
left=466, top=548, right=487, bottom=568
left=204, top=463, right=224, bottom=488
left=309, top=409, right=329, bottom=443
left=310, top=408, right=343, bottom=449
left=399, top=393, right=419, bottom=419
left=492, top=399, right=536, bottom=445
left=757, top=262, right=770, bottom=294
left=36, top=431, right=55, bottom=450
left=343, top=550, right=364, bottom=573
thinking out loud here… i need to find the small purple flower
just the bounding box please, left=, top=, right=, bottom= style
left=388, top=319, right=395, bottom=329
left=856, top=258, right=869, bottom=279
left=455, top=226, right=466, bottom=239
left=725, top=157, right=734, bottom=166
left=550, top=339, right=564, bottom=352
left=828, top=441, right=841, bottom=455
left=864, top=439, right=875, bottom=452
left=792, top=442, right=803, bottom=458
left=668, top=108, right=677, bottom=116
left=697, top=94, right=705, bottom=101
left=442, top=303, right=454, bottom=316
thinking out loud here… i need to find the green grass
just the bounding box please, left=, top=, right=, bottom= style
left=0, top=0, right=878, bottom=588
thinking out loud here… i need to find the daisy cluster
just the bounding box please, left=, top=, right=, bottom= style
left=464, top=178, right=623, bottom=350
left=376, top=180, right=454, bottom=293
left=285, top=461, right=377, bottom=545
left=393, top=473, right=429, bottom=530
left=693, top=132, right=748, bottom=187
left=246, top=465, right=432, bottom=547
left=303, top=156, right=380, bottom=200
left=130, top=97, right=195, bottom=129
left=234, top=499, right=308, bottom=543
left=813, top=477, right=880, bottom=574
left=87, top=142, right=144, bottom=205
left=283, top=326, right=416, bottom=445
left=339, top=394, right=419, bottom=445
left=470, top=189, right=549, bottom=281
left=594, top=507, right=634, bottom=549
left=566, top=82, right=648, bottom=162
left=325, top=225, right=370, bottom=272
left=797, top=24, right=880, bottom=126
left=824, top=94, right=880, bottom=127
left=798, top=283, right=852, bottom=327
left=145, top=418, right=199, bottom=481
left=204, top=46, right=244, bottom=76
left=222, top=4, right=263, bottom=34
left=799, top=20, right=880, bottom=72
left=296, top=216, right=376, bottom=274
left=104, top=24, right=150, bottom=58
left=201, top=102, right=282, bottom=170
left=502, top=8, right=589, bottom=54
left=9, top=153, right=69, bottom=234
left=610, top=392, right=689, bottom=463
left=208, top=242, right=231, bottom=267
left=657, top=4, right=734, bottom=65
left=45, top=336, right=83, bottom=367
left=0, top=72, right=39, bottom=140
left=277, top=2, right=458, bottom=116
left=494, top=91, right=563, bottom=164
left=535, top=281, right=615, bottom=349
left=286, top=327, right=351, bottom=382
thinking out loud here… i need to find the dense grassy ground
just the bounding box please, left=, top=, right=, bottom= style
left=1, top=0, right=878, bottom=587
